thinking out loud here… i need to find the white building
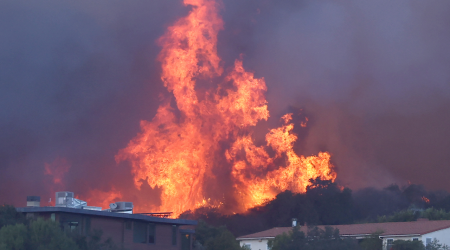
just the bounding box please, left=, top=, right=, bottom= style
left=236, top=219, right=450, bottom=250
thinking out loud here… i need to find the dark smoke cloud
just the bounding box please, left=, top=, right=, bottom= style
left=0, top=0, right=185, bottom=206
left=220, top=0, right=450, bottom=190
left=1, top=0, right=449, bottom=208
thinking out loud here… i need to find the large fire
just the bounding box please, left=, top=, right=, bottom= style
left=116, top=0, right=336, bottom=217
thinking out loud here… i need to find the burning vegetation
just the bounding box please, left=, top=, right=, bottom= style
left=116, top=0, right=335, bottom=217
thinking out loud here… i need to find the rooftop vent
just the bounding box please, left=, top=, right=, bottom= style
left=26, top=196, right=40, bottom=207
left=110, top=202, right=133, bottom=214
left=83, top=206, right=103, bottom=211
left=55, top=191, right=87, bottom=209
left=292, top=218, right=297, bottom=227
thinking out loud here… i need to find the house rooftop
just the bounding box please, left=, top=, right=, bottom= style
left=16, top=206, right=197, bottom=226
left=237, top=219, right=450, bottom=240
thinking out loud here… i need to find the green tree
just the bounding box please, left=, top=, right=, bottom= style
left=378, top=210, right=418, bottom=222
left=306, top=178, right=354, bottom=225
left=268, top=226, right=359, bottom=250
left=28, top=218, right=79, bottom=250
left=0, top=206, right=26, bottom=229
left=359, top=231, right=383, bottom=250
left=0, top=218, right=79, bottom=250
left=0, top=224, right=27, bottom=250
left=422, top=208, right=450, bottom=220
left=391, top=240, right=425, bottom=250
left=194, top=220, right=244, bottom=250
left=72, top=229, right=123, bottom=250
left=425, top=239, right=450, bottom=250
left=241, top=245, right=250, bottom=250
left=204, top=227, right=241, bottom=250
left=268, top=226, right=305, bottom=250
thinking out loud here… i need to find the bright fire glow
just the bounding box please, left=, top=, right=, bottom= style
left=116, top=0, right=336, bottom=217
left=44, top=157, right=70, bottom=185
left=80, top=188, right=123, bottom=210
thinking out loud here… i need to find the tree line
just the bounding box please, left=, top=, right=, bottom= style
left=3, top=178, right=450, bottom=249
left=182, top=178, right=450, bottom=242
left=268, top=226, right=448, bottom=250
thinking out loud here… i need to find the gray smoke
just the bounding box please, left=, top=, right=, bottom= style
left=1, top=0, right=449, bottom=208
left=222, top=0, right=450, bottom=190
left=0, top=0, right=185, bottom=206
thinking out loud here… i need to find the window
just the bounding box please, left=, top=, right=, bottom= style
left=133, top=222, right=147, bottom=243
left=387, top=239, right=394, bottom=250
left=148, top=224, right=155, bottom=244
left=181, top=234, right=191, bottom=250
left=426, top=238, right=432, bottom=246
left=243, top=243, right=251, bottom=250
left=68, top=221, right=79, bottom=232
left=60, top=214, right=83, bottom=234
left=413, top=238, right=419, bottom=241
left=172, top=225, right=177, bottom=245
left=133, top=222, right=156, bottom=244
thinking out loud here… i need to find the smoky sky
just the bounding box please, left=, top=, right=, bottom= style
left=1, top=0, right=450, bottom=208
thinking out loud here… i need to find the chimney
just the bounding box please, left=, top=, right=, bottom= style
left=292, top=218, right=297, bottom=227
left=27, top=196, right=40, bottom=207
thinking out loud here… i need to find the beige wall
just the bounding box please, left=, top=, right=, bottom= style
left=239, top=239, right=271, bottom=250
left=382, top=235, right=422, bottom=250
left=381, top=228, right=450, bottom=250
left=423, top=227, right=450, bottom=248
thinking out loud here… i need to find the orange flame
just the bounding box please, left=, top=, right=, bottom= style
left=80, top=188, right=123, bottom=209
left=422, top=196, right=430, bottom=203
left=116, top=0, right=336, bottom=217
left=44, top=157, right=70, bottom=185
left=300, top=117, right=309, bottom=128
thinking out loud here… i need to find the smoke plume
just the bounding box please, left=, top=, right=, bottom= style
left=1, top=0, right=449, bottom=210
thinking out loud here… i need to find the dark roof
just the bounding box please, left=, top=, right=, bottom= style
left=237, top=220, right=450, bottom=240
left=16, top=207, right=197, bottom=226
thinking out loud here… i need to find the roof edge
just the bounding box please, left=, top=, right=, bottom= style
left=16, top=207, right=197, bottom=225
left=236, top=237, right=275, bottom=240
left=421, top=225, right=450, bottom=235
left=379, top=234, right=421, bottom=238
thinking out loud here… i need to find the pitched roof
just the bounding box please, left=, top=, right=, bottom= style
left=237, top=227, right=293, bottom=240
left=236, top=219, right=450, bottom=240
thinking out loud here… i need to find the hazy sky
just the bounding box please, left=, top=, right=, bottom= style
left=1, top=0, right=449, bottom=207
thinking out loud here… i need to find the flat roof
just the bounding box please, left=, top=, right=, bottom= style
left=17, top=206, right=197, bottom=226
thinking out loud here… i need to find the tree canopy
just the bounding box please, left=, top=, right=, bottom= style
left=268, top=226, right=359, bottom=250
left=181, top=180, right=450, bottom=238
left=194, top=220, right=246, bottom=250
left=0, top=206, right=26, bottom=229
left=0, top=218, right=78, bottom=250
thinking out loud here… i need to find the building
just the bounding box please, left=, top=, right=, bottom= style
left=18, top=193, right=197, bottom=250
left=237, top=219, right=450, bottom=250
